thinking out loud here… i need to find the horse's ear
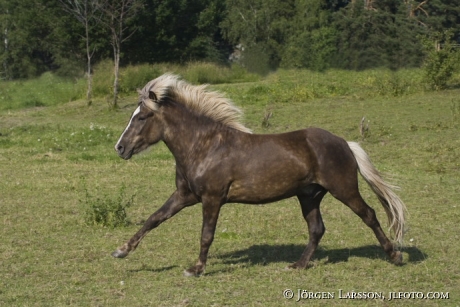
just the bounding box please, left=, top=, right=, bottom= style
left=144, top=97, right=158, bottom=111
left=149, top=90, right=158, bottom=102
left=142, top=90, right=159, bottom=111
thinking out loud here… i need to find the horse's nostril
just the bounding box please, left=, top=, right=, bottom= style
left=116, top=144, right=124, bottom=154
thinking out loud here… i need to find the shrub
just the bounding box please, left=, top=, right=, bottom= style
left=374, top=70, right=422, bottom=97
left=421, top=31, right=460, bottom=90
left=82, top=183, right=135, bottom=228
left=119, top=64, right=163, bottom=94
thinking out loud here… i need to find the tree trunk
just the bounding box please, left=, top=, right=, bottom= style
left=85, top=17, right=92, bottom=106
left=3, top=9, right=9, bottom=80
left=86, top=61, right=92, bottom=106
left=3, top=28, right=7, bottom=79
left=112, top=44, right=120, bottom=108
left=97, top=0, right=141, bottom=109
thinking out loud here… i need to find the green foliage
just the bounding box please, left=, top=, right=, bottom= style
left=280, top=0, right=337, bottom=70
left=118, top=64, right=163, bottom=95
left=421, top=31, right=460, bottom=90
left=124, top=0, right=229, bottom=65
left=331, top=1, right=425, bottom=70
left=0, top=0, right=83, bottom=79
left=418, top=0, right=460, bottom=35
left=2, top=0, right=460, bottom=81
left=282, top=27, right=338, bottom=71
left=222, top=0, right=429, bottom=71
left=82, top=183, right=135, bottom=228
left=221, top=0, right=294, bottom=70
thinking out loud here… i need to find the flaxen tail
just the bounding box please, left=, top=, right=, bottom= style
left=347, top=142, right=407, bottom=245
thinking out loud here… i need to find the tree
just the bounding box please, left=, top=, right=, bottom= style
left=122, top=0, right=230, bottom=65
left=0, top=3, right=10, bottom=79
left=0, top=0, right=82, bottom=80
left=331, top=0, right=426, bottom=70
left=98, top=0, right=142, bottom=108
left=221, top=0, right=295, bottom=73
left=280, top=0, right=338, bottom=71
left=59, top=0, right=102, bottom=105
left=418, top=0, right=460, bottom=37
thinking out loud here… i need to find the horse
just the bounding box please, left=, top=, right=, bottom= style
left=112, top=74, right=407, bottom=276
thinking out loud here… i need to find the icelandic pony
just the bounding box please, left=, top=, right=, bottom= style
left=112, top=74, right=407, bottom=276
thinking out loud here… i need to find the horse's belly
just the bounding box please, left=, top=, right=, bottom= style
left=226, top=176, right=306, bottom=204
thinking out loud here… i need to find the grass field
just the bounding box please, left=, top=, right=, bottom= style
left=1, top=68, right=459, bottom=306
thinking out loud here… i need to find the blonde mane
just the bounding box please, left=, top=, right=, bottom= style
left=139, top=74, right=252, bottom=133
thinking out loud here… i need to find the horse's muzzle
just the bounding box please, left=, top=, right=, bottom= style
left=115, top=144, right=124, bottom=155
left=115, top=144, right=132, bottom=160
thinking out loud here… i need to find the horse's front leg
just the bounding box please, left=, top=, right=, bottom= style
left=111, top=189, right=198, bottom=258
left=184, top=198, right=222, bottom=277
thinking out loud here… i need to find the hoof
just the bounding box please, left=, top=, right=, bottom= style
left=390, top=251, right=403, bottom=265
left=183, top=269, right=197, bottom=277
left=183, top=267, right=203, bottom=277
left=111, top=249, right=129, bottom=258
left=287, top=262, right=307, bottom=270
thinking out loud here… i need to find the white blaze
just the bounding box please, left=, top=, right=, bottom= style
left=115, top=106, right=140, bottom=150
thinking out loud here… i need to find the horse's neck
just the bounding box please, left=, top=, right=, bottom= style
left=162, top=105, right=231, bottom=168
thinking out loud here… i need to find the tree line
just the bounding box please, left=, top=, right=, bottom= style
left=1, top=0, right=458, bottom=81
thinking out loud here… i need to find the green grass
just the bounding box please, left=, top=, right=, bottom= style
left=92, top=61, right=261, bottom=100
left=0, top=62, right=260, bottom=111
left=6, top=62, right=453, bottom=112
left=0, top=72, right=86, bottom=110
left=1, top=69, right=459, bottom=306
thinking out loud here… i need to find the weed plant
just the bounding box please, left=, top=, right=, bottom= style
left=82, top=183, right=135, bottom=228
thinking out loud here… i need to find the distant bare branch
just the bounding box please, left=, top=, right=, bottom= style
left=58, top=0, right=103, bottom=105
left=95, top=0, right=143, bottom=107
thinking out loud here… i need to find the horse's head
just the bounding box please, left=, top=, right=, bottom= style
left=115, top=73, right=252, bottom=160
left=114, top=91, right=163, bottom=160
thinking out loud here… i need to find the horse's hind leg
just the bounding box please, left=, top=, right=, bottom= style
left=289, top=188, right=327, bottom=269
left=332, top=190, right=402, bottom=264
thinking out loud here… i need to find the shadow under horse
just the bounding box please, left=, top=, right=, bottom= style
left=111, top=74, right=408, bottom=276
left=217, top=244, right=426, bottom=270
